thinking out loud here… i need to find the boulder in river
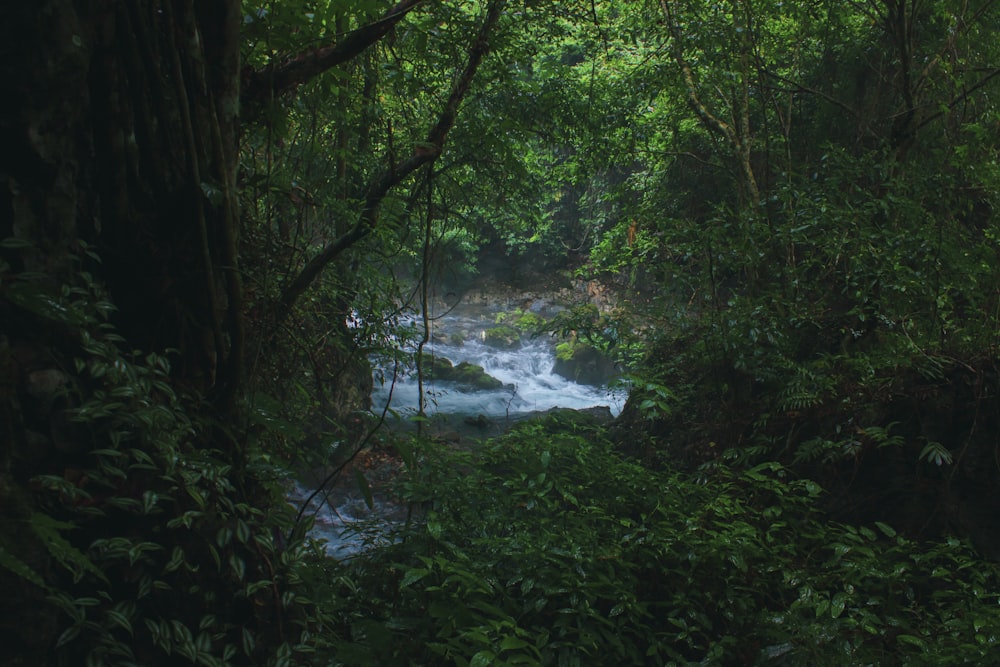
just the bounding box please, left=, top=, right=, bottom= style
left=552, top=342, right=617, bottom=386
left=420, top=353, right=507, bottom=391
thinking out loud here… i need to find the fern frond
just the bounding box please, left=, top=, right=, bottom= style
left=0, top=546, right=48, bottom=590
left=30, top=513, right=107, bottom=584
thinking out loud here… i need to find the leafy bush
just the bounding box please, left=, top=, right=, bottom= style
left=314, top=423, right=1000, bottom=665
left=0, top=257, right=330, bottom=666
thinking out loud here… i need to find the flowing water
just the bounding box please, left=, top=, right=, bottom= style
left=287, top=476, right=408, bottom=560
left=372, top=303, right=625, bottom=420
left=298, top=299, right=625, bottom=557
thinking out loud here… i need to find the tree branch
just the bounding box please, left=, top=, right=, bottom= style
left=914, top=66, right=1000, bottom=133
left=763, top=70, right=862, bottom=121
left=242, top=0, right=427, bottom=109
left=276, top=0, right=507, bottom=320
left=659, top=0, right=736, bottom=146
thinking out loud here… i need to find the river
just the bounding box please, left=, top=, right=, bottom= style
left=372, top=300, right=625, bottom=420
left=294, top=296, right=625, bottom=557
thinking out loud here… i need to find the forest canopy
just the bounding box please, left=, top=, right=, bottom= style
left=2, top=0, right=1000, bottom=664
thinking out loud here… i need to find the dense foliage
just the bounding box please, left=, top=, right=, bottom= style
left=3, top=0, right=1000, bottom=664
left=315, top=418, right=1000, bottom=665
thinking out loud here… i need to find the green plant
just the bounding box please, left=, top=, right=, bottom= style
left=494, top=309, right=545, bottom=333
left=315, top=422, right=1000, bottom=665
left=1, top=258, right=333, bottom=666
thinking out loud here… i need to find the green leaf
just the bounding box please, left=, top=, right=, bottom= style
left=30, top=513, right=108, bottom=583
left=400, top=567, right=430, bottom=588
left=0, top=236, right=32, bottom=249
left=5, top=281, right=88, bottom=325
left=831, top=592, right=846, bottom=618
left=106, top=608, right=133, bottom=634
left=241, top=627, right=255, bottom=656
left=470, top=650, right=496, bottom=667
left=229, top=554, right=246, bottom=580
left=55, top=623, right=81, bottom=648
left=874, top=521, right=896, bottom=538
left=500, top=636, right=532, bottom=651
left=918, top=441, right=953, bottom=466
left=814, top=598, right=830, bottom=618
left=235, top=518, right=251, bottom=544
left=354, top=468, right=374, bottom=510
left=247, top=392, right=305, bottom=439
left=0, top=547, right=48, bottom=590
left=897, top=634, right=928, bottom=650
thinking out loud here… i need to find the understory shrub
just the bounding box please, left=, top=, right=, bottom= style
left=0, top=259, right=330, bottom=666
left=311, top=422, right=1000, bottom=666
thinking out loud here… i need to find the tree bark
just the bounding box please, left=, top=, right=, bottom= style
left=2, top=0, right=477, bottom=437
left=661, top=0, right=760, bottom=206
left=1, top=0, right=245, bottom=415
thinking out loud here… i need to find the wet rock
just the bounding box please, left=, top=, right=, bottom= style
left=26, top=368, right=69, bottom=399
left=553, top=343, right=617, bottom=386
left=463, top=414, right=492, bottom=428
left=512, top=405, right=615, bottom=434
left=452, top=361, right=505, bottom=390
left=420, top=354, right=506, bottom=391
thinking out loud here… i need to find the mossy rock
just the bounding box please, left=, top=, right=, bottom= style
left=431, top=331, right=467, bottom=347
left=419, top=354, right=505, bottom=391
left=552, top=343, right=617, bottom=386
left=496, top=308, right=546, bottom=332
left=421, top=353, right=457, bottom=379
left=511, top=406, right=614, bottom=435
left=482, top=326, right=521, bottom=349
left=452, top=361, right=505, bottom=390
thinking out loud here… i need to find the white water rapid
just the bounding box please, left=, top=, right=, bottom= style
left=372, top=305, right=625, bottom=419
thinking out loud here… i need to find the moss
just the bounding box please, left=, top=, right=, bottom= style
left=552, top=342, right=617, bottom=385
left=483, top=326, right=521, bottom=349
left=420, top=353, right=456, bottom=379
left=495, top=309, right=547, bottom=332
left=555, top=341, right=575, bottom=361
left=513, top=310, right=544, bottom=331
left=452, top=361, right=505, bottom=390
left=419, top=354, right=505, bottom=391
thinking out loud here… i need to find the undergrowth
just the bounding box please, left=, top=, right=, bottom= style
left=0, top=253, right=329, bottom=666
left=308, top=417, right=1000, bottom=666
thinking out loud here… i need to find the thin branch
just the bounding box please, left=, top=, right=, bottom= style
left=914, top=66, right=1000, bottom=132
left=763, top=70, right=862, bottom=121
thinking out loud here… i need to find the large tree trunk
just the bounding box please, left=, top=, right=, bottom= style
left=1, top=0, right=244, bottom=413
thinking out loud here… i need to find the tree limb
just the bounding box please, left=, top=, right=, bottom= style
left=242, top=0, right=427, bottom=109
left=660, top=0, right=758, bottom=205
left=276, top=0, right=507, bottom=320
left=659, top=0, right=736, bottom=146
left=914, top=66, right=1000, bottom=133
